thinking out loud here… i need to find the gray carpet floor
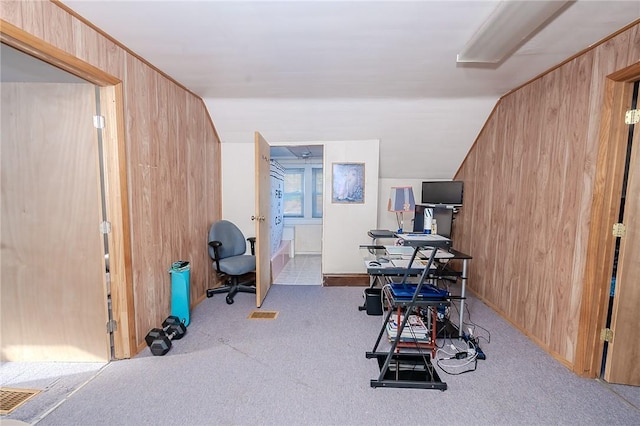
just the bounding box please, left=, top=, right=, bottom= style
left=2, top=284, right=639, bottom=425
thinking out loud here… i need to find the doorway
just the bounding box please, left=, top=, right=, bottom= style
left=578, top=63, right=640, bottom=384
left=0, top=43, right=111, bottom=361
left=270, top=144, right=324, bottom=285
left=600, top=79, right=640, bottom=385
left=0, top=32, right=133, bottom=360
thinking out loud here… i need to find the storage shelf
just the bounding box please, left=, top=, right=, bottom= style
left=366, top=234, right=452, bottom=390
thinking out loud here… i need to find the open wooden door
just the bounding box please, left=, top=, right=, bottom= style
left=1, top=82, right=110, bottom=361
left=603, top=93, right=640, bottom=385
left=254, top=132, right=272, bottom=307
left=1, top=28, right=133, bottom=360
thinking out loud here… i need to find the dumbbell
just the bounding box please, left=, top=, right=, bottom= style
left=145, top=316, right=187, bottom=356
left=145, top=316, right=185, bottom=346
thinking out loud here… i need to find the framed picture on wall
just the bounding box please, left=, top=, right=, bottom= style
left=332, top=162, right=365, bottom=204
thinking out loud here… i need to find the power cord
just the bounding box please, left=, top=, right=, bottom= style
left=461, top=331, right=486, bottom=360
left=435, top=340, right=478, bottom=375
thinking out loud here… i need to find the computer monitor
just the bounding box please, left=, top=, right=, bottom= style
left=413, top=205, right=454, bottom=238
left=421, top=181, right=463, bottom=206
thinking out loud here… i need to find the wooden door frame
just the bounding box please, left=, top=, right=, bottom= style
left=575, top=62, right=640, bottom=377
left=1, top=20, right=135, bottom=359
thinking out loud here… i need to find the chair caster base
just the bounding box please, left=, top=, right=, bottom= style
left=206, top=289, right=214, bottom=298
left=225, top=296, right=234, bottom=304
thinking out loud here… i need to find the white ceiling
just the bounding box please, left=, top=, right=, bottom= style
left=60, top=0, right=640, bottom=178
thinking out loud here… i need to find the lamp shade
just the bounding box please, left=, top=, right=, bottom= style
left=388, top=186, right=415, bottom=212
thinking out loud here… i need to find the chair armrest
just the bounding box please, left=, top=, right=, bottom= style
left=208, top=240, right=223, bottom=271
left=247, top=237, right=256, bottom=255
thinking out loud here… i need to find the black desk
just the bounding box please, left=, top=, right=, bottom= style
left=361, top=239, right=472, bottom=334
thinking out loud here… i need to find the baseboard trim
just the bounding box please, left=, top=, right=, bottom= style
left=323, top=274, right=369, bottom=287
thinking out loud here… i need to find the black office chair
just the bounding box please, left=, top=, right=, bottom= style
left=206, top=220, right=256, bottom=304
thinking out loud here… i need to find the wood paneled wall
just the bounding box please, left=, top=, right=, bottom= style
left=1, top=0, right=221, bottom=355
left=453, top=22, right=640, bottom=367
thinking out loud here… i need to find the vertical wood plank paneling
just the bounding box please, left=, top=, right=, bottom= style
left=45, top=3, right=74, bottom=52
left=553, top=56, right=593, bottom=360
left=71, top=20, right=126, bottom=80
left=502, top=94, right=525, bottom=325
left=454, top=22, right=640, bottom=367
left=0, top=1, right=22, bottom=23
left=11, top=0, right=44, bottom=39
left=489, top=104, right=507, bottom=311
left=535, top=71, right=561, bottom=345
left=462, top=137, right=481, bottom=296
left=607, top=26, right=632, bottom=73
left=496, top=100, right=518, bottom=317
left=184, top=97, right=219, bottom=300
left=127, top=55, right=163, bottom=339
left=516, top=82, right=543, bottom=336
left=469, top=117, right=496, bottom=299
left=1, top=0, right=222, bottom=355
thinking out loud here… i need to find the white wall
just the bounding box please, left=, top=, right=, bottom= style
left=222, top=139, right=380, bottom=274
left=221, top=141, right=451, bottom=274
left=221, top=143, right=256, bottom=249
left=206, top=98, right=494, bottom=179
left=322, top=139, right=379, bottom=274
left=294, top=224, right=322, bottom=254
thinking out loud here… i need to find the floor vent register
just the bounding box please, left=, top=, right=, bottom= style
left=247, top=311, right=279, bottom=320
left=0, top=387, right=41, bottom=414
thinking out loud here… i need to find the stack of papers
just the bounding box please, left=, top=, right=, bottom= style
left=397, top=233, right=450, bottom=244
left=384, top=245, right=415, bottom=256
left=419, top=248, right=455, bottom=259
left=386, top=314, right=430, bottom=342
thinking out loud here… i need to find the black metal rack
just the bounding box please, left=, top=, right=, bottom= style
left=365, top=233, right=452, bottom=390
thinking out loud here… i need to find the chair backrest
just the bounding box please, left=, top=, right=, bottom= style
left=208, top=220, right=248, bottom=260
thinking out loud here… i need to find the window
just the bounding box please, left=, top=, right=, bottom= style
left=312, top=168, right=323, bottom=218
left=282, top=165, right=323, bottom=220
left=283, top=169, right=304, bottom=217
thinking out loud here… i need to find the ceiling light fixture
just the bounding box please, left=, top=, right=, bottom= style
left=456, top=0, right=571, bottom=64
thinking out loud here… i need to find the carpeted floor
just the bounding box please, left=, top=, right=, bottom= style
left=1, top=284, right=639, bottom=425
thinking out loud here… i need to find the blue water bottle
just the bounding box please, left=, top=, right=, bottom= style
left=169, top=261, right=191, bottom=326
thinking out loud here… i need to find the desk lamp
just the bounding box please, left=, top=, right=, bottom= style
left=388, top=186, right=415, bottom=234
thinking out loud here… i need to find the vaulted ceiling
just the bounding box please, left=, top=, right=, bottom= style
left=60, top=1, right=639, bottom=178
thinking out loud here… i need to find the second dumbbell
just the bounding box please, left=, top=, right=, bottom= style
left=145, top=316, right=187, bottom=356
